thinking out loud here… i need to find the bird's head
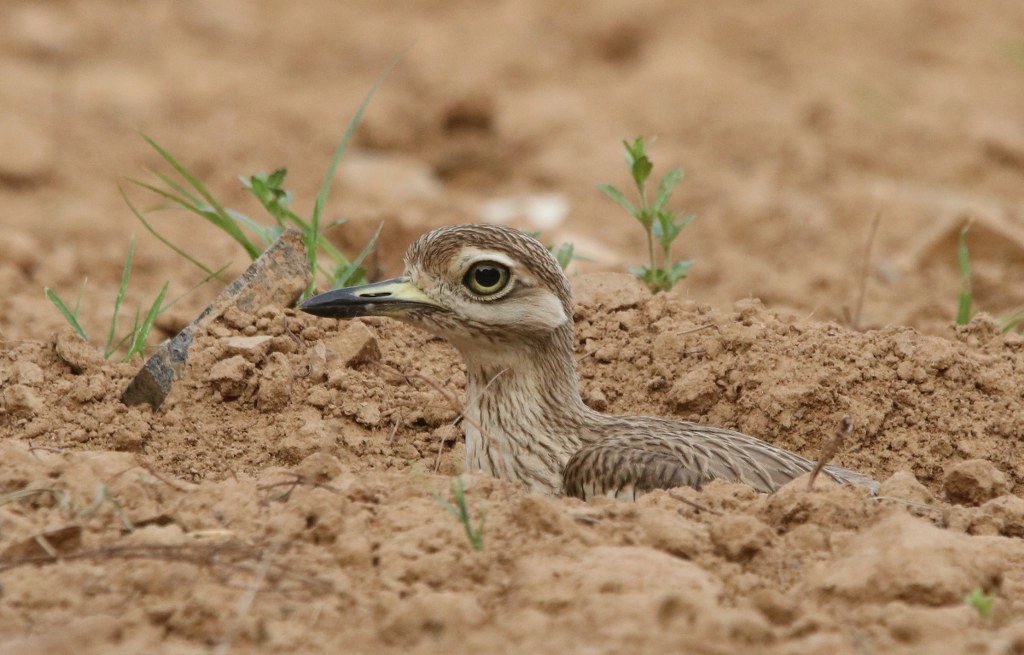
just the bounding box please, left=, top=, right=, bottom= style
left=300, top=225, right=574, bottom=350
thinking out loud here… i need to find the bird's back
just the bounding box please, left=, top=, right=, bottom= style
left=563, top=415, right=877, bottom=501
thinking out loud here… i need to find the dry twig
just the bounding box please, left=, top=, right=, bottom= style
left=808, top=416, right=852, bottom=490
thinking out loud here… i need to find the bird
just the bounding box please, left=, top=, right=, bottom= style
left=300, top=224, right=878, bottom=500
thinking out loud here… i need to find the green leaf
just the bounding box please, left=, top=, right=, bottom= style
left=668, top=259, right=694, bottom=282
left=956, top=224, right=972, bottom=325
left=654, top=167, right=683, bottom=213
left=45, top=285, right=89, bottom=342
left=631, top=154, right=653, bottom=189
left=597, top=183, right=637, bottom=216
left=553, top=242, right=575, bottom=271
left=622, top=137, right=646, bottom=168
left=104, top=237, right=135, bottom=358
left=124, top=281, right=169, bottom=362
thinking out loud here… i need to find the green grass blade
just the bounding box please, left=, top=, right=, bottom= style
left=148, top=168, right=203, bottom=207
left=332, top=222, right=382, bottom=288
left=124, top=282, right=169, bottom=362
left=120, top=186, right=226, bottom=281
left=104, top=237, right=135, bottom=358
left=310, top=55, right=402, bottom=284
left=1001, top=307, right=1024, bottom=333
left=44, top=287, right=89, bottom=341
left=142, top=134, right=263, bottom=259
left=956, top=224, right=972, bottom=325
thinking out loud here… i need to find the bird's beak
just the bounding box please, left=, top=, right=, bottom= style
left=299, top=276, right=442, bottom=319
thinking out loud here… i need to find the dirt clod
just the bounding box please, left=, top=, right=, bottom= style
left=943, top=459, right=1010, bottom=506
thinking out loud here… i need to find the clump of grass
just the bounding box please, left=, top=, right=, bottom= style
left=599, top=137, right=695, bottom=292
left=432, top=476, right=485, bottom=552
left=956, top=224, right=973, bottom=325
left=128, top=61, right=397, bottom=297
left=45, top=237, right=225, bottom=361
left=953, top=223, right=1024, bottom=333
left=964, top=587, right=996, bottom=619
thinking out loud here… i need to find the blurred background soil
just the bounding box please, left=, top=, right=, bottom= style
left=3, top=2, right=1024, bottom=654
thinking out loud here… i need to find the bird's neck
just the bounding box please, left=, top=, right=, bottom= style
left=456, top=323, right=591, bottom=494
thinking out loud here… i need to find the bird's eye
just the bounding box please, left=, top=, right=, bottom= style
left=463, top=262, right=510, bottom=296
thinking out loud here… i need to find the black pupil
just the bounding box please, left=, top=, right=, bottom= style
left=474, top=266, right=502, bottom=289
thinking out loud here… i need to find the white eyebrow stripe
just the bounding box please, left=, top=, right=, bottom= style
left=454, top=248, right=518, bottom=274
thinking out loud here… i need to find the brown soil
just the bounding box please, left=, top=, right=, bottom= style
left=3, top=2, right=1024, bottom=653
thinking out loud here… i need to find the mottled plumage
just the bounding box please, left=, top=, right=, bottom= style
left=300, top=224, right=878, bottom=499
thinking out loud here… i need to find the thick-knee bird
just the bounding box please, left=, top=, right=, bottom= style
left=300, top=224, right=877, bottom=500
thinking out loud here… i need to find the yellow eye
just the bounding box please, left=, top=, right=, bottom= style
left=464, top=262, right=510, bottom=296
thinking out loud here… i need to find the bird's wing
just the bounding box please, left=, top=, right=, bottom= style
left=562, top=418, right=877, bottom=500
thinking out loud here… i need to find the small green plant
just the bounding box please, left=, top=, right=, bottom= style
left=432, top=476, right=485, bottom=552
left=956, top=224, right=973, bottom=325
left=46, top=237, right=167, bottom=361
left=45, top=237, right=225, bottom=361
left=599, top=137, right=695, bottom=292
left=951, top=223, right=1024, bottom=333
left=128, top=62, right=396, bottom=297
left=964, top=587, right=996, bottom=619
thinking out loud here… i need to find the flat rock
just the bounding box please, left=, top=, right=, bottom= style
left=222, top=335, right=273, bottom=360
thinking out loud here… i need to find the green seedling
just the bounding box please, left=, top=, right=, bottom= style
left=526, top=231, right=587, bottom=272
left=1003, top=306, right=1024, bottom=333
left=956, top=224, right=973, bottom=325
left=432, top=476, right=485, bottom=552
left=44, top=279, right=88, bottom=342
left=129, top=59, right=397, bottom=297
left=46, top=237, right=226, bottom=361
left=599, top=137, right=695, bottom=292
left=964, top=587, right=996, bottom=619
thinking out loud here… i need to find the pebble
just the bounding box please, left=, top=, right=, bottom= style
left=324, top=322, right=380, bottom=367
left=943, top=459, right=1009, bottom=506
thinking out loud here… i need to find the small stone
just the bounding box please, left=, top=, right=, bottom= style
left=221, top=306, right=254, bottom=330
left=54, top=330, right=103, bottom=373
left=878, top=471, right=935, bottom=505
left=943, top=459, right=1009, bottom=506
left=670, top=367, right=718, bottom=414
left=222, top=335, right=273, bottom=361
left=256, top=353, right=293, bottom=412
left=294, top=452, right=344, bottom=484
left=15, top=361, right=44, bottom=386
left=306, top=387, right=332, bottom=408
left=1, top=384, right=44, bottom=417
left=324, top=322, right=380, bottom=367
left=355, top=402, right=382, bottom=427
left=208, top=355, right=251, bottom=399
left=709, top=514, right=775, bottom=561
left=980, top=495, right=1024, bottom=537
